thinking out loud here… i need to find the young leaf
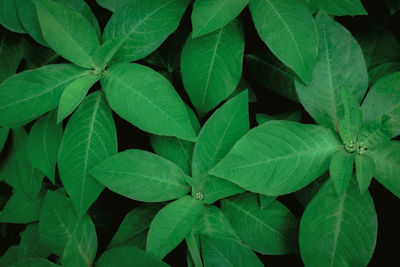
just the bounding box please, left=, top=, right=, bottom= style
left=101, top=63, right=196, bottom=141
left=57, top=73, right=99, bottom=123
left=256, top=110, right=302, bottom=125
left=299, top=180, right=377, bottom=267
left=0, top=127, right=9, bottom=154
left=0, top=0, right=26, bottom=33
left=92, top=36, right=125, bottom=70
left=0, top=64, right=87, bottom=128
left=96, top=246, right=170, bottom=267
left=58, top=91, right=117, bottom=217
left=210, top=121, right=340, bottom=196
left=221, top=192, right=298, bottom=255
left=191, top=0, right=248, bottom=37
left=181, top=20, right=244, bottom=114
left=146, top=196, right=203, bottom=259
left=356, top=116, right=392, bottom=150
left=200, top=235, right=263, bottom=267
left=191, top=91, right=249, bottom=204
left=295, top=11, right=368, bottom=131
left=369, top=141, right=400, bottom=198
left=329, top=149, right=355, bottom=196
left=249, top=0, right=318, bottom=84
left=311, top=0, right=367, bottom=16
left=91, top=150, right=190, bottom=202
left=0, top=191, right=43, bottom=224
left=10, top=259, right=59, bottom=267
left=102, top=0, right=190, bottom=63
left=355, top=155, right=374, bottom=193
left=35, top=0, right=100, bottom=68
left=18, top=223, right=51, bottom=260
left=27, top=111, right=62, bottom=184
left=361, top=71, right=400, bottom=137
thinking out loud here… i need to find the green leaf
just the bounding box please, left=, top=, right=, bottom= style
left=0, top=191, right=43, bottom=223
left=210, top=120, right=340, bottom=195
left=249, top=0, right=318, bottom=84
left=191, top=0, right=248, bottom=37
left=0, top=64, right=87, bottom=128
left=57, top=73, right=99, bottom=123
left=299, top=179, right=377, bottom=267
left=311, top=0, right=367, bottom=16
left=362, top=71, right=400, bottom=137
left=200, top=235, right=263, bottom=267
left=355, top=155, right=374, bottom=193
left=0, top=0, right=26, bottom=33
left=18, top=223, right=51, bottom=260
left=338, top=87, right=363, bottom=150
left=102, top=0, right=190, bottom=63
left=245, top=53, right=298, bottom=102
left=0, top=30, right=24, bottom=83
left=109, top=203, right=163, bottom=248
left=22, top=41, right=58, bottom=69
left=369, top=141, right=400, bottom=198
left=181, top=20, right=244, bottom=114
left=146, top=196, right=203, bottom=259
left=0, top=246, right=19, bottom=267
left=356, top=116, right=392, bottom=150
left=27, top=111, right=62, bottom=184
left=368, top=62, right=400, bottom=86
left=10, top=259, right=59, bottom=267
left=0, top=127, right=9, bottom=154
left=101, top=63, right=196, bottom=141
left=91, top=149, right=190, bottom=202
left=256, top=110, right=302, bottom=125
left=259, top=194, right=275, bottom=209
left=329, top=149, right=355, bottom=196
left=294, top=173, right=329, bottom=207
left=58, top=91, right=117, bottom=217
left=97, top=246, right=170, bottom=267
left=191, top=91, right=249, bottom=204
left=96, top=0, right=129, bottom=12
left=185, top=232, right=202, bottom=267
left=295, top=11, right=368, bottom=131
left=35, top=0, right=100, bottom=68
left=92, top=36, right=125, bottom=70
left=221, top=192, right=298, bottom=255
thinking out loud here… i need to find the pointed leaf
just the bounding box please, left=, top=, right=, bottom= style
left=0, top=191, right=43, bottom=223
left=27, top=111, right=62, bottom=184
left=18, top=223, right=51, bottom=260
left=210, top=121, right=340, bottom=195
left=181, top=20, right=244, bottom=114
left=0, top=0, right=25, bottom=33
left=356, top=116, right=392, bottom=150
left=295, top=11, right=368, bottom=131
left=0, top=64, right=87, bottom=128
left=58, top=91, right=117, bottom=217
left=92, top=36, right=125, bottom=70
left=355, top=155, right=374, bottom=193
left=146, top=196, right=203, bottom=259
left=299, top=180, right=377, bottom=267
left=329, top=149, right=355, bottom=196
left=101, top=63, right=196, bottom=141
left=91, top=149, right=190, bottom=202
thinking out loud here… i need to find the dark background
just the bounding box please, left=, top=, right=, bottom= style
left=1, top=0, right=399, bottom=266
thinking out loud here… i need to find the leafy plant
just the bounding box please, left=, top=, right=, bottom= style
left=0, top=0, right=399, bottom=266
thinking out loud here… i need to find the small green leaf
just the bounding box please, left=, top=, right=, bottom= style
left=57, top=73, right=99, bottom=123
left=0, top=0, right=26, bottom=33
left=210, top=121, right=340, bottom=195
left=181, top=20, right=244, bottom=114
left=146, top=196, right=203, bottom=259
left=35, top=0, right=100, bottom=68
left=191, top=0, right=248, bottom=37
left=185, top=232, right=202, bottom=267
left=256, top=110, right=302, bottom=125
left=101, top=63, right=196, bottom=141
left=0, top=191, right=43, bottom=223
left=27, top=111, right=62, bottom=184
left=356, top=116, right=392, bottom=151
left=299, top=180, right=377, bottom=267
left=222, top=192, right=298, bottom=255
left=91, top=149, right=190, bottom=202
left=329, top=149, right=355, bottom=196
left=58, top=91, right=117, bottom=217
left=18, top=223, right=51, bottom=260
left=355, top=155, right=374, bottom=193
left=311, top=0, right=367, bottom=16
left=249, top=0, right=318, bottom=84
left=92, top=36, right=124, bottom=70
left=96, top=246, right=170, bottom=267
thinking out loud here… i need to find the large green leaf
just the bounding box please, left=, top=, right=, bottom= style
left=18, top=223, right=51, bottom=260
left=35, top=0, right=100, bottom=68
left=91, top=149, right=190, bottom=202
left=0, top=30, right=24, bottom=83
left=295, top=11, right=368, bottom=131
left=221, top=192, right=298, bottom=255
left=181, top=20, right=244, bottom=114
left=210, top=120, right=340, bottom=195
left=310, top=0, right=367, bottom=16
left=101, top=63, right=196, bottom=141
left=102, top=0, right=190, bottom=63
left=329, top=149, right=355, bottom=196
left=369, top=141, right=400, bottom=198
left=58, top=91, right=117, bottom=217
left=249, top=0, right=318, bottom=84
left=96, top=246, right=170, bottom=267
left=27, top=111, right=62, bottom=184
left=0, top=0, right=25, bottom=33
left=0, top=64, right=87, bottom=128
left=191, top=91, right=248, bottom=204
left=0, top=191, right=43, bottom=223
left=299, top=180, right=377, bottom=267
left=191, top=0, right=248, bottom=37
left=362, top=71, right=400, bottom=137
left=146, top=196, right=203, bottom=259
